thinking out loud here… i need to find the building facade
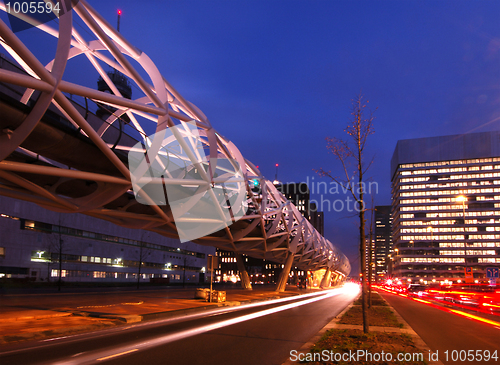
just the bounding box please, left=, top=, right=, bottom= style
left=277, top=183, right=310, bottom=218
left=277, top=183, right=325, bottom=234
left=0, top=196, right=214, bottom=283
left=374, top=205, right=392, bottom=281
left=391, top=132, right=500, bottom=284
left=309, top=206, right=325, bottom=237
left=214, top=248, right=307, bottom=286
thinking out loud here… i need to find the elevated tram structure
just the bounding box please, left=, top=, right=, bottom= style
left=0, top=0, right=350, bottom=290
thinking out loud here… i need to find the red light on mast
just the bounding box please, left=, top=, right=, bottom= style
left=117, top=10, right=122, bottom=33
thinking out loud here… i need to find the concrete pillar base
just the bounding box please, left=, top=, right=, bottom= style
left=235, top=253, right=252, bottom=290
left=320, top=268, right=332, bottom=288
left=275, top=252, right=295, bottom=292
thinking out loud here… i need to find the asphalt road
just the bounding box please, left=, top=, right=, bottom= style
left=380, top=291, right=500, bottom=365
left=0, top=286, right=358, bottom=365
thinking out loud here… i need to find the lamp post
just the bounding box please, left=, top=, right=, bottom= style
left=393, top=248, right=399, bottom=279
left=456, top=195, right=470, bottom=283
left=427, top=226, right=433, bottom=282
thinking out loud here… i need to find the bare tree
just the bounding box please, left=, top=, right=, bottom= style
left=136, top=232, right=150, bottom=289
left=316, top=92, right=376, bottom=333
left=44, top=214, right=64, bottom=291
left=368, top=194, right=375, bottom=308
left=182, top=255, right=196, bottom=288
left=57, top=232, right=63, bottom=291
left=40, top=235, right=55, bottom=283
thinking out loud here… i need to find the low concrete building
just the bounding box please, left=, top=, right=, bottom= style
left=0, top=196, right=214, bottom=284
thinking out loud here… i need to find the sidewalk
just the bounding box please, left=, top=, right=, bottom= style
left=0, top=285, right=309, bottom=345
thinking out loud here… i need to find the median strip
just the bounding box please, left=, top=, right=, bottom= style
left=284, top=291, right=444, bottom=365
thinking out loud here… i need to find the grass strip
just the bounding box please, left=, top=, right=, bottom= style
left=299, top=292, right=427, bottom=364
left=353, top=292, right=387, bottom=306
left=304, top=329, right=426, bottom=364
left=338, top=305, right=402, bottom=327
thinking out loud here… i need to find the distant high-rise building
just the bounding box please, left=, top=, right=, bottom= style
left=391, top=131, right=500, bottom=284
left=309, top=203, right=324, bottom=236
left=364, top=235, right=375, bottom=282
left=277, top=183, right=310, bottom=218
left=276, top=183, right=324, bottom=234
left=374, top=205, right=392, bottom=282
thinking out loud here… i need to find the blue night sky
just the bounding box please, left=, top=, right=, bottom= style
left=4, top=0, right=500, bottom=274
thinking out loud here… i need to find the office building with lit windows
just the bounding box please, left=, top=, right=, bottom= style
left=391, top=132, right=500, bottom=284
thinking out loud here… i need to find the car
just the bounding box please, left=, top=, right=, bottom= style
left=407, top=284, right=427, bottom=297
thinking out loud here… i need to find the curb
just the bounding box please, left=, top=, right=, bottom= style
left=0, top=311, right=72, bottom=323
left=138, top=299, right=248, bottom=321
left=0, top=319, right=119, bottom=345
left=90, top=314, right=143, bottom=323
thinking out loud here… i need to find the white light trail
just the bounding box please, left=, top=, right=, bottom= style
left=54, top=287, right=355, bottom=365
left=0, top=288, right=352, bottom=360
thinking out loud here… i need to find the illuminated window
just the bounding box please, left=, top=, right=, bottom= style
left=51, top=269, right=67, bottom=277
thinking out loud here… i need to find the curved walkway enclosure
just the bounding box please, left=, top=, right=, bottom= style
left=0, top=1, right=350, bottom=285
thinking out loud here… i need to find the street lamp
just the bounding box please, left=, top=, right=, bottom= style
left=426, top=226, right=433, bottom=282
left=456, top=195, right=467, bottom=220
left=456, top=195, right=469, bottom=282
left=427, top=226, right=433, bottom=240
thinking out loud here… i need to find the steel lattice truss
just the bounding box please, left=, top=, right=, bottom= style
left=0, top=0, right=350, bottom=275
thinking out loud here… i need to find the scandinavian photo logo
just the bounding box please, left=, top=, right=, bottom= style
left=128, top=121, right=248, bottom=242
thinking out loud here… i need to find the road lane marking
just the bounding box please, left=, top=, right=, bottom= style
left=42, top=335, right=71, bottom=342
left=96, top=349, right=138, bottom=361
left=449, top=309, right=500, bottom=328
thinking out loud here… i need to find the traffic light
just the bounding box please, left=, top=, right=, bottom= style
left=250, top=178, right=261, bottom=193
